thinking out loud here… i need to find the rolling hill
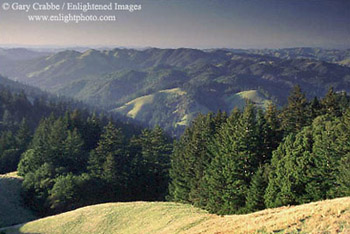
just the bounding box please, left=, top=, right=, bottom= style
left=2, top=47, right=350, bottom=134
left=113, top=87, right=210, bottom=134
left=2, top=196, right=349, bottom=233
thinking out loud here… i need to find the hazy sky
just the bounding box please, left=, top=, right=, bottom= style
left=0, top=0, right=349, bottom=49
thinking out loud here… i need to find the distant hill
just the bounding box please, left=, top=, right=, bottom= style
left=0, top=74, right=48, bottom=98
left=229, top=47, right=350, bottom=66
left=0, top=172, right=37, bottom=228
left=2, top=47, right=350, bottom=134
left=2, top=197, right=349, bottom=233
left=0, top=48, right=51, bottom=61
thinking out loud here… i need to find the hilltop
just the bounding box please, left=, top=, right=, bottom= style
left=2, top=196, right=350, bottom=233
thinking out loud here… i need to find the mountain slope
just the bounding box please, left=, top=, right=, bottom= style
left=3, top=197, right=350, bottom=234
left=0, top=172, right=37, bottom=228
left=0, top=74, right=47, bottom=97
left=113, top=88, right=210, bottom=134
left=2, top=48, right=350, bottom=134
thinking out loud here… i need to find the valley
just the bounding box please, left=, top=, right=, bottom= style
left=1, top=47, right=350, bottom=135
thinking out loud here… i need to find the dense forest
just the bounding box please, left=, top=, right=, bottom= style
left=168, top=86, right=350, bottom=214
left=1, top=79, right=350, bottom=217
left=18, top=113, right=171, bottom=215
left=0, top=80, right=171, bottom=216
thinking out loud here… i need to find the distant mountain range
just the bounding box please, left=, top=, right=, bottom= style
left=226, top=47, right=350, bottom=66
left=1, top=47, right=350, bottom=135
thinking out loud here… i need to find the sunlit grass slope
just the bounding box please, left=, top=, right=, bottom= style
left=0, top=172, right=37, bottom=228
left=225, top=90, right=273, bottom=110
left=4, top=197, right=350, bottom=234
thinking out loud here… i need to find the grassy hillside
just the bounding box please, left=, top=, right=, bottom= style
left=3, top=197, right=350, bottom=234
left=0, top=172, right=37, bottom=228
left=113, top=87, right=210, bottom=134
left=224, top=90, right=273, bottom=110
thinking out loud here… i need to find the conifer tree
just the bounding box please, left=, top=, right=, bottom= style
left=245, top=166, right=268, bottom=212
left=168, top=129, right=193, bottom=202
left=205, top=103, right=260, bottom=214
left=18, top=116, right=55, bottom=175
left=309, top=116, right=340, bottom=200
left=280, top=85, right=311, bottom=135
left=309, top=97, right=322, bottom=119
left=132, top=126, right=172, bottom=201
left=87, top=121, right=127, bottom=200
left=168, top=112, right=225, bottom=206
left=15, top=118, right=32, bottom=152
left=265, top=115, right=343, bottom=208
left=335, top=154, right=350, bottom=196
left=88, top=121, right=125, bottom=178
left=84, top=113, right=102, bottom=151
left=331, top=109, right=350, bottom=196
left=187, top=114, right=217, bottom=207
left=321, top=87, right=341, bottom=117
left=62, top=129, right=86, bottom=173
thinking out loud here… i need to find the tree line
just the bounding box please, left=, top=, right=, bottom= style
left=18, top=111, right=172, bottom=215
left=168, top=86, right=350, bottom=214
left=2, top=83, right=350, bottom=216
left=0, top=84, right=172, bottom=216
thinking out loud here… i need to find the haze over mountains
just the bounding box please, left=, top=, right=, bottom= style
left=1, top=47, right=350, bottom=134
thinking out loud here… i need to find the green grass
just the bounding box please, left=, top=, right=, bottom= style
left=117, top=93, right=156, bottom=118
left=4, top=202, right=211, bottom=234
left=116, top=88, right=187, bottom=119
left=2, top=197, right=350, bottom=234
left=114, top=87, right=196, bottom=121
left=1, top=172, right=349, bottom=233
left=0, top=172, right=37, bottom=228
left=224, top=90, right=272, bottom=110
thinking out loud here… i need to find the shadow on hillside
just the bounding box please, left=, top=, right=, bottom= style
left=0, top=175, right=38, bottom=232
left=0, top=224, right=41, bottom=234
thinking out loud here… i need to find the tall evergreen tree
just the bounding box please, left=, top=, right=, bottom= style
left=321, top=87, right=341, bottom=117
left=88, top=121, right=127, bottom=200
left=265, top=115, right=345, bottom=208
left=88, top=121, right=125, bottom=178
left=15, top=118, right=32, bottom=152
left=205, top=103, right=260, bottom=214
left=131, top=126, right=172, bottom=201
left=280, top=85, right=311, bottom=135
left=245, top=166, right=268, bottom=212
left=335, top=153, right=350, bottom=196
left=264, top=128, right=314, bottom=208
left=168, top=112, right=225, bottom=207
left=309, top=97, right=322, bottom=120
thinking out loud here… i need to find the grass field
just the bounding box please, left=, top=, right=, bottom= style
left=0, top=172, right=37, bottom=228
left=225, top=90, right=272, bottom=110
left=115, top=88, right=187, bottom=119
left=2, top=197, right=349, bottom=234
left=1, top=172, right=349, bottom=233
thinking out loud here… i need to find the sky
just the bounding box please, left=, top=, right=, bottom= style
left=0, top=0, right=349, bottom=49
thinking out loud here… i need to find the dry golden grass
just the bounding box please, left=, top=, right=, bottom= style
left=3, top=197, right=350, bottom=234
left=187, top=197, right=350, bottom=234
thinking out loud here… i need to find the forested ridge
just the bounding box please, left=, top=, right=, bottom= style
left=168, top=86, right=350, bottom=214
left=2, top=47, right=350, bottom=135
left=1, top=79, right=350, bottom=218
left=0, top=78, right=171, bottom=216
